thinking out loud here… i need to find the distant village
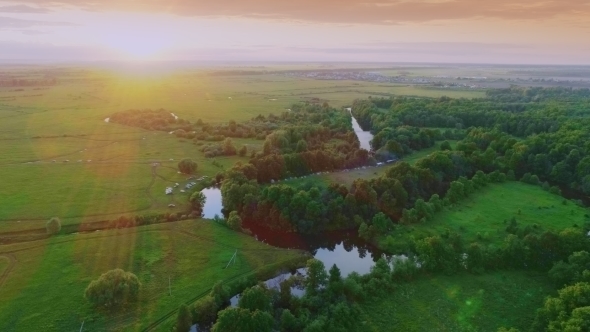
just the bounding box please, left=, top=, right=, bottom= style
left=278, top=70, right=590, bottom=89
left=279, top=71, right=484, bottom=89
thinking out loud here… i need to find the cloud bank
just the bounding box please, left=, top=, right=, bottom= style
left=5, top=0, right=589, bottom=24
left=0, top=16, right=77, bottom=28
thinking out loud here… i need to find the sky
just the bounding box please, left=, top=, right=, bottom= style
left=0, top=0, right=589, bottom=64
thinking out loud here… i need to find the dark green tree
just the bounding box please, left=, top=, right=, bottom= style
left=280, top=309, right=298, bottom=332
left=440, top=140, right=452, bottom=151
left=296, top=139, right=308, bottom=152
left=372, top=212, right=393, bottom=233
left=239, top=145, right=248, bottom=157
left=304, top=259, right=328, bottom=296
left=211, top=308, right=273, bottom=332
left=178, top=159, right=197, bottom=174
left=227, top=211, right=243, bottom=231
left=238, top=286, right=271, bottom=312
left=189, top=191, right=206, bottom=215
left=193, top=295, right=218, bottom=326
left=176, top=303, right=192, bottom=332
left=85, top=269, right=141, bottom=309
left=223, top=138, right=237, bottom=155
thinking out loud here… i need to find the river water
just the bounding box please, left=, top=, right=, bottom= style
left=347, top=107, right=373, bottom=151
left=194, top=111, right=382, bottom=316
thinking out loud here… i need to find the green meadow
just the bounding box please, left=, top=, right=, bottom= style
left=359, top=271, right=555, bottom=332
left=0, top=219, right=307, bottom=331
left=381, top=181, right=590, bottom=250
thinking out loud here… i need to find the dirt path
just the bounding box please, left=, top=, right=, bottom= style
left=0, top=254, right=17, bottom=289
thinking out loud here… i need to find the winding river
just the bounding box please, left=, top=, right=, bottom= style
left=347, top=107, right=373, bottom=151
left=191, top=112, right=382, bottom=330
left=200, top=110, right=379, bottom=274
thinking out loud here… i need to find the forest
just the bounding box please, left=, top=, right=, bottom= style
left=190, top=86, right=590, bottom=331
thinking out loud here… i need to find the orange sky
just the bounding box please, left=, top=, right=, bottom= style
left=0, top=0, right=589, bottom=63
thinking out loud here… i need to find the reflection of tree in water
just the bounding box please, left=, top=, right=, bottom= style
left=245, top=221, right=386, bottom=261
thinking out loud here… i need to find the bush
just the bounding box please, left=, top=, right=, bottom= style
left=85, top=269, right=141, bottom=309
left=178, top=159, right=198, bottom=174
left=46, top=217, right=61, bottom=235
left=227, top=211, right=243, bottom=231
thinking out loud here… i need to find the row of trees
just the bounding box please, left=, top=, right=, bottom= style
left=182, top=257, right=400, bottom=332
left=194, top=225, right=590, bottom=331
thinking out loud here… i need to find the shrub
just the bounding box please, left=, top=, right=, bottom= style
left=178, top=159, right=198, bottom=174
left=46, top=217, right=61, bottom=235
left=227, top=211, right=243, bottom=231
left=85, top=269, right=141, bottom=309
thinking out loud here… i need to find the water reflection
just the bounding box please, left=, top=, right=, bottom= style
left=229, top=224, right=392, bottom=307
left=200, top=188, right=222, bottom=219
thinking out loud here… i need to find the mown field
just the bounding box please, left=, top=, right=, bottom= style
left=359, top=270, right=555, bottom=332
left=381, top=181, right=590, bottom=250
left=0, top=219, right=307, bottom=331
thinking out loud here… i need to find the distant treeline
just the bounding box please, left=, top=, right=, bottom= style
left=0, top=78, right=58, bottom=87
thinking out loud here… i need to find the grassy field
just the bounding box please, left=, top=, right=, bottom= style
left=382, top=181, right=590, bottom=250
left=0, top=65, right=479, bottom=230
left=0, top=255, right=9, bottom=276
left=0, top=219, right=307, bottom=331
left=359, top=270, right=555, bottom=332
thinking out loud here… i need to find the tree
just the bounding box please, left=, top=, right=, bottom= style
left=296, top=139, right=308, bottom=152
left=178, top=159, right=197, bottom=174
left=46, top=217, right=61, bottom=235
left=210, top=281, right=230, bottom=307
left=328, top=264, right=343, bottom=296
left=85, top=269, right=141, bottom=309
left=223, top=138, right=237, bottom=155
left=193, top=295, right=219, bottom=326
left=562, top=306, right=590, bottom=331
left=304, top=259, right=328, bottom=296
left=446, top=181, right=465, bottom=204
left=227, top=211, right=243, bottom=231
left=372, top=212, right=393, bottom=233
left=280, top=309, right=298, bottom=332
left=189, top=191, right=206, bottom=215
left=328, top=264, right=342, bottom=285
left=358, top=222, right=371, bottom=240
left=238, top=286, right=271, bottom=312
left=533, top=282, right=590, bottom=331
left=239, top=145, right=248, bottom=157
left=440, top=140, right=452, bottom=151
left=176, top=303, right=192, bottom=332
left=211, top=308, right=273, bottom=332
left=549, top=251, right=590, bottom=287
left=263, top=140, right=272, bottom=155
